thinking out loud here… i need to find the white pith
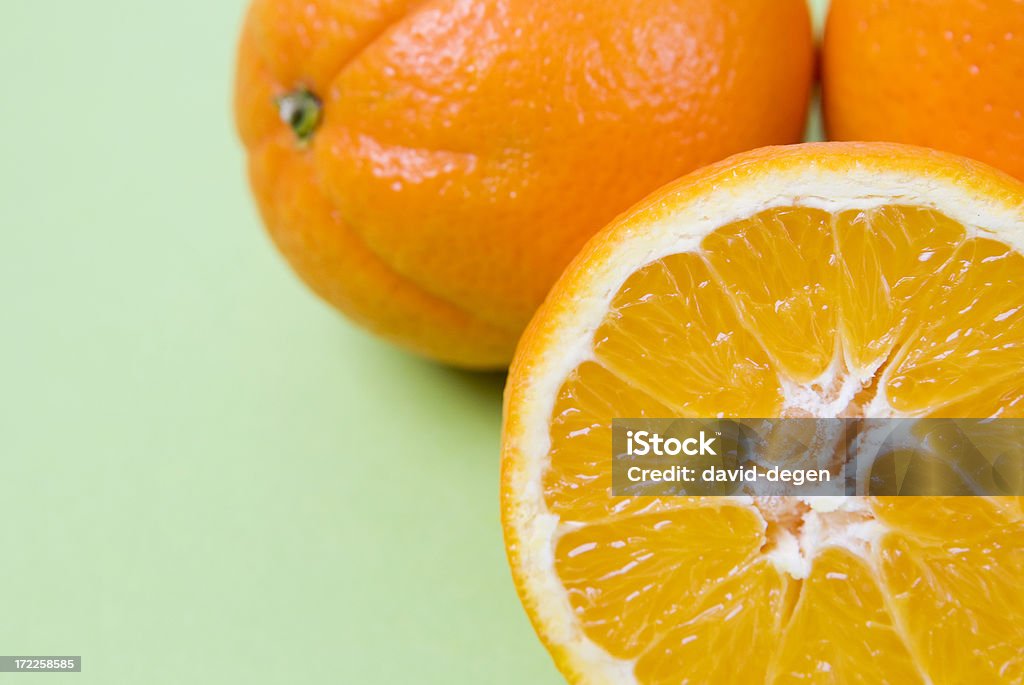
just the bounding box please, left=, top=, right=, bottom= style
left=504, top=154, right=1024, bottom=684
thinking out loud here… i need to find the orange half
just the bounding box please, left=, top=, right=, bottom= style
left=501, top=143, right=1024, bottom=684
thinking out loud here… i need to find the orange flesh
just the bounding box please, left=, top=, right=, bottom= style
left=543, top=206, right=1024, bottom=682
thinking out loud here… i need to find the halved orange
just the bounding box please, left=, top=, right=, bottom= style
left=501, top=143, right=1024, bottom=684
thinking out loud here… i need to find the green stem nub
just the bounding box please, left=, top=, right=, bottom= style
left=276, top=88, right=322, bottom=145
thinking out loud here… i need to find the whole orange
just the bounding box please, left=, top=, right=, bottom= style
left=235, top=0, right=814, bottom=367
left=824, top=0, right=1024, bottom=181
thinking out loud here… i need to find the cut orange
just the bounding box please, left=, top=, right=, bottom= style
left=501, top=143, right=1024, bottom=684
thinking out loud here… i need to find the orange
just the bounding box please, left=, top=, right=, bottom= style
left=824, top=0, right=1024, bottom=181
left=234, top=0, right=814, bottom=367
left=501, top=143, right=1024, bottom=683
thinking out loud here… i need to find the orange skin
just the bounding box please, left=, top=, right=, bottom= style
left=824, top=0, right=1024, bottom=181
left=235, top=0, right=814, bottom=367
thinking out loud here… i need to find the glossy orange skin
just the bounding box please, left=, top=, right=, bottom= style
left=235, top=0, right=814, bottom=367
left=824, top=0, right=1024, bottom=181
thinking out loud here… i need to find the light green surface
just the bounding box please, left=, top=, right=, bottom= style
left=0, top=1, right=552, bottom=682
left=1, top=0, right=828, bottom=682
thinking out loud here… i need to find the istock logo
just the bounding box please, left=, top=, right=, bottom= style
left=625, top=430, right=717, bottom=457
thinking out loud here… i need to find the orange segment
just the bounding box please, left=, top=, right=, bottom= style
left=771, top=548, right=924, bottom=684
left=702, top=207, right=837, bottom=382
left=880, top=527, right=1024, bottom=683
left=594, top=254, right=782, bottom=416
left=544, top=361, right=679, bottom=523
left=872, top=496, right=1022, bottom=541
left=553, top=505, right=764, bottom=659
left=930, top=374, right=1024, bottom=419
left=835, top=206, right=964, bottom=372
left=636, top=561, right=792, bottom=685
left=886, top=238, right=1024, bottom=412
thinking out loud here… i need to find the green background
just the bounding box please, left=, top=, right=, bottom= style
left=1, top=1, right=826, bottom=682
